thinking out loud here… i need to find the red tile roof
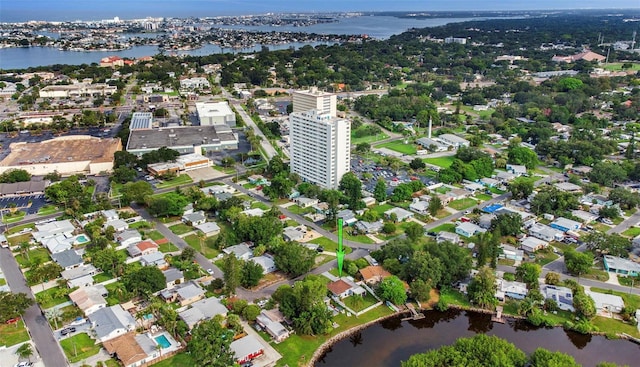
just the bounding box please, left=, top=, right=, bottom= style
left=327, top=279, right=352, bottom=296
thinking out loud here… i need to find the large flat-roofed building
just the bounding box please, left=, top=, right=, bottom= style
left=289, top=110, right=350, bottom=189
left=147, top=154, right=212, bottom=176
left=39, top=83, right=117, bottom=98
left=292, top=87, right=337, bottom=117
left=126, top=125, right=238, bottom=156
left=195, top=102, right=236, bottom=127
left=0, top=136, right=121, bottom=176
left=130, top=112, right=153, bottom=130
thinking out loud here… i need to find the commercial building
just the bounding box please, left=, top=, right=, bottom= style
left=0, top=136, right=121, bottom=176
left=126, top=125, right=238, bottom=156
left=195, top=101, right=236, bottom=127
left=39, top=83, right=117, bottom=98
left=289, top=110, right=350, bottom=189
left=437, top=134, right=470, bottom=148
left=129, top=112, right=153, bottom=130
left=292, top=87, right=337, bottom=117
left=180, top=77, right=210, bottom=90
left=147, top=154, right=212, bottom=176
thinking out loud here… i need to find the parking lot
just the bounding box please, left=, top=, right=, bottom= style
left=0, top=194, right=48, bottom=215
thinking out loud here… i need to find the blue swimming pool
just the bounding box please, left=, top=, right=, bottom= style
left=155, top=334, right=171, bottom=349
left=76, top=234, right=90, bottom=244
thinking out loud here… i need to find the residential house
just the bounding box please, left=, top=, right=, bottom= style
left=417, top=137, right=448, bottom=152
left=88, top=305, right=136, bottom=343
left=495, top=279, right=528, bottom=301
left=51, top=249, right=83, bottom=270
left=230, top=335, right=265, bottom=365
left=283, top=226, right=306, bottom=242
left=571, top=210, right=599, bottom=223
left=42, top=236, right=75, bottom=254
left=178, top=296, right=228, bottom=329
left=247, top=175, right=268, bottom=185
left=195, top=221, right=220, bottom=236
left=436, top=231, right=460, bottom=244
left=33, top=219, right=75, bottom=243
left=354, top=220, right=383, bottom=234
left=464, top=182, right=485, bottom=193
left=541, top=285, right=574, bottom=311
left=529, top=223, right=564, bottom=242
left=140, top=252, right=168, bottom=269
left=127, top=239, right=159, bottom=257
left=455, top=222, right=486, bottom=238
left=384, top=207, right=414, bottom=222
left=176, top=282, right=206, bottom=306
left=506, top=164, right=527, bottom=177
left=182, top=211, right=206, bottom=226
left=256, top=309, right=290, bottom=342
left=580, top=194, right=612, bottom=207
left=69, top=285, right=108, bottom=315
left=586, top=291, right=625, bottom=314
left=480, top=177, right=499, bottom=188
left=214, top=192, right=233, bottom=201
left=337, top=209, right=358, bottom=226
left=603, top=255, right=640, bottom=277
left=478, top=214, right=495, bottom=229
left=409, top=198, right=430, bottom=215
left=364, top=255, right=378, bottom=266
left=241, top=208, right=265, bottom=217
left=499, top=245, right=524, bottom=261
left=62, top=264, right=97, bottom=288
left=162, top=268, right=185, bottom=289
left=251, top=255, right=276, bottom=274
left=447, top=188, right=470, bottom=202
left=223, top=243, right=253, bottom=261
left=496, top=171, right=516, bottom=182
left=200, top=184, right=235, bottom=196
left=520, top=237, right=549, bottom=253
left=327, top=278, right=366, bottom=299
left=550, top=217, right=581, bottom=232
left=359, top=266, right=392, bottom=285
left=104, top=219, right=128, bottom=233
left=103, top=332, right=163, bottom=367
left=362, top=197, right=376, bottom=207
left=554, top=182, right=582, bottom=193
left=116, top=230, right=142, bottom=248
left=294, top=197, right=319, bottom=208
left=101, top=209, right=119, bottom=221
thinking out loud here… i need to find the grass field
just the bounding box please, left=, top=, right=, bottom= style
left=622, top=227, right=640, bottom=238
left=423, top=155, right=455, bottom=168
left=271, top=304, right=394, bottom=367
left=344, top=232, right=375, bottom=244
left=592, top=316, right=640, bottom=338
left=15, top=247, right=50, bottom=267
left=602, top=62, right=640, bottom=71
left=438, top=288, right=471, bottom=307
left=184, top=234, right=220, bottom=259
left=155, top=174, right=193, bottom=189
left=35, top=286, right=70, bottom=309
left=60, top=333, right=102, bottom=363
left=6, top=223, right=35, bottom=235
left=343, top=293, right=380, bottom=312
left=93, top=272, right=113, bottom=284
left=129, top=221, right=151, bottom=229
left=429, top=223, right=456, bottom=233
left=168, top=223, right=193, bottom=236
left=37, top=205, right=59, bottom=216
left=448, top=198, right=477, bottom=211
left=3, top=211, right=26, bottom=224
left=0, top=321, right=29, bottom=347
left=309, top=237, right=352, bottom=254
left=159, top=242, right=179, bottom=253
left=372, top=203, right=395, bottom=215
left=376, top=140, right=417, bottom=155
left=351, top=132, right=389, bottom=145
left=475, top=193, right=493, bottom=201
left=8, top=233, right=32, bottom=247
left=147, top=230, right=165, bottom=241
left=153, top=353, right=195, bottom=367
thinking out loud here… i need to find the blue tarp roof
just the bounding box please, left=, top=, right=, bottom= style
left=483, top=204, right=503, bottom=213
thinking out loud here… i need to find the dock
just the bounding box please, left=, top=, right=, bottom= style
left=491, top=305, right=505, bottom=323
left=402, top=303, right=425, bottom=321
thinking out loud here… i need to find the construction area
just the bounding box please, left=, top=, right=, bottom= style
left=0, top=135, right=122, bottom=176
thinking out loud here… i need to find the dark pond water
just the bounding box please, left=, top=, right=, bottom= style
left=316, top=309, right=640, bottom=367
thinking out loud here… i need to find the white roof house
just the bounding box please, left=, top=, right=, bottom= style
left=586, top=291, right=625, bottom=314
left=89, top=305, right=136, bottom=343
left=438, top=134, right=470, bottom=148
left=384, top=207, right=414, bottom=222
left=42, top=235, right=75, bottom=253
left=223, top=243, right=253, bottom=261
left=251, top=255, right=276, bottom=274
left=455, top=222, right=486, bottom=238
left=195, top=221, right=221, bottom=236
left=541, top=285, right=574, bottom=311
left=437, top=231, right=460, bottom=244
left=241, top=208, right=265, bottom=217
left=179, top=297, right=228, bottom=329
left=69, top=285, right=108, bottom=315
left=33, top=219, right=75, bottom=242
left=571, top=210, right=599, bottom=223
left=409, top=199, right=430, bottom=215
left=506, top=164, right=527, bottom=176
left=529, top=223, right=564, bottom=242
left=520, top=237, right=549, bottom=253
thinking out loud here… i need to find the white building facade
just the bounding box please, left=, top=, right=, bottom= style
left=289, top=110, right=350, bottom=189
left=292, top=88, right=337, bottom=117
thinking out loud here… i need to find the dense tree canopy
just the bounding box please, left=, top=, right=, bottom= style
left=189, top=319, right=236, bottom=367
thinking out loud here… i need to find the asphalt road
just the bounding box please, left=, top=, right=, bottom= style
left=231, top=102, right=279, bottom=160
left=0, top=247, right=69, bottom=367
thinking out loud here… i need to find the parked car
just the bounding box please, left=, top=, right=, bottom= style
left=14, top=362, right=33, bottom=367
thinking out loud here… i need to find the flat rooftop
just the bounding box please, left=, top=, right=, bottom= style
left=195, top=101, right=234, bottom=117
left=127, top=126, right=236, bottom=151
left=130, top=112, right=153, bottom=130
left=0, top=136, right=121, bottom=166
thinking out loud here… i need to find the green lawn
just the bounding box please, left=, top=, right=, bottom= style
left=309, top=236, right=352, bottom=254
left=251, top=201, right=270, bottom=210
left=376, top=140, right=417, bottom=155
left=6, top=223, right=35, bottom=235
left=602, top=62, right=640, bottom=71
left=37, top=205, right=59, bottom=216
left=430, top=223, right=456, bottom=233
left=3, top=211, right=26, bottom=223
left=351, top=133, right=389, bottom=145
left=35, top=286, right=70, bottom=309
left=128, top=221, right=151, bottom=229
left=0, top=321, right=29, bottom=347
left=533, top=250, right=559, bottom=266
left=153, top=353, right=195, bottom=367
left=184, top=234, right=220, bottom=259
left=159, top=242, right=179, bottom=253
left=448, top=198, right=477, bottom=211
left=342, top=292, right=379, bottom=312
left=423, top=155, right=455, bottom=168
left=147, top=230, right=165, bottom=241
left=272, top=304, right=393, bottom=367
left=475, top=193, right=493, bottom=201
left=592, top=316, right=640, bottom=338
left=155, top=174, right=193, bottom=189
left=168, top=223, right=193, bottom=236
left=60, top=333, right=102, bottom=363
left=286, top=204, right=314, bottom=215
left=372, top=203, right=395, bottom=215
left=15, top=247, right=50, bottom=267
left=344, top=232, right=375, bottom=244
left=93, top=273, right=113, bottom=283
left=622, top=227, right=640, bottom=238
left=439, top=288, right=471, bottom=307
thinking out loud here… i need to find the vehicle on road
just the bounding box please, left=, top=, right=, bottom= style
left=14, top=362, right=33, bottom=367
left=60, top=326, right=76, bottom=335
left=207, top=268, right=214, bottom=275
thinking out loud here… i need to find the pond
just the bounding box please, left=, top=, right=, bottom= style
left=316, top=309, right=640, bottom=367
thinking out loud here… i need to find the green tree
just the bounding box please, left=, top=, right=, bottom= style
left=589, top=162, right=627, bottom=187
left=507, top=146, right=538, bottom=169
left=409, top=279, right=432, bottom=302
left=515, top=263, right=541, bottom=288
left=339, top=172, right=364, bottom=210
left=608, top=187, right=640, bottom=210
left=573, top=290, right=596, bottom=319
left=355, top=142, right=371, bottom=154
left=490, top=213, right=523, bottom=237
left=428, top=195, right=442, bottom=216
left=405, top=222, right=424, bottom=242
left=120, top=181, right=153, bottom=205
left=241, top=260, right=264, bottom=288
left=266, top=155, right=285, bottom=176
left=111, top=167, right=137, bottom=184
left=0, top=169, right=31, bottom=183
left=222, top=254, right=242, bottom=294
left=15, top=343, right=33, bottom=362
left=262, top=172, right=295, bottom=199
left=424, top=241, right=473, bottom=287
left=122, top=266, right=166, bottom=297
left=564, top=248, right=593, bottom=276
left=278, top=276, right=332, bottom=335
left=409, top=158, right=426, bottom=170
left=468, top=266, right=498, bottom=309
left=189, top=319, right=235, bottom=367
left=145, top=192, right=189, bottom=217
left=509, top=177, right=534, bottom=200
left=529, top=348, right=580, bottom=367
left=545, top=272, right=561, bottom=285
left=91, top=247, right=126, bottom=276
left=242, top=304, right=261, bottom=321
left=274, top=241, right=316, bottom=277
left=378, top=276, right=407, bottom=305
left=373, top=179, right=387, bottom=202
left=0, top=292, right=34, bottom=323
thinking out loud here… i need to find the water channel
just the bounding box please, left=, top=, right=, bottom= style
left=316, top=309, right=640, bottom=367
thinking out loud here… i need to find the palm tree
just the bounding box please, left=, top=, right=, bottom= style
left=45, top=308, right=63, bottom=330
left=16, top=343, right=33, bottom=362
left=19, top=242, right=31, bottom=262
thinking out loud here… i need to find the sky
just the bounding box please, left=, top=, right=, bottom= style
left=1, top=0, right=639, bottom=22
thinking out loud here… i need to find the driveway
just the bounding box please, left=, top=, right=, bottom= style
left=0, top=247, right=69, bottom=367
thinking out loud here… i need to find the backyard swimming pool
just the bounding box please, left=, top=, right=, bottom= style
left=155, top=334, right=171, bottom=349
left=75, top=234, right=90, bottom=244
